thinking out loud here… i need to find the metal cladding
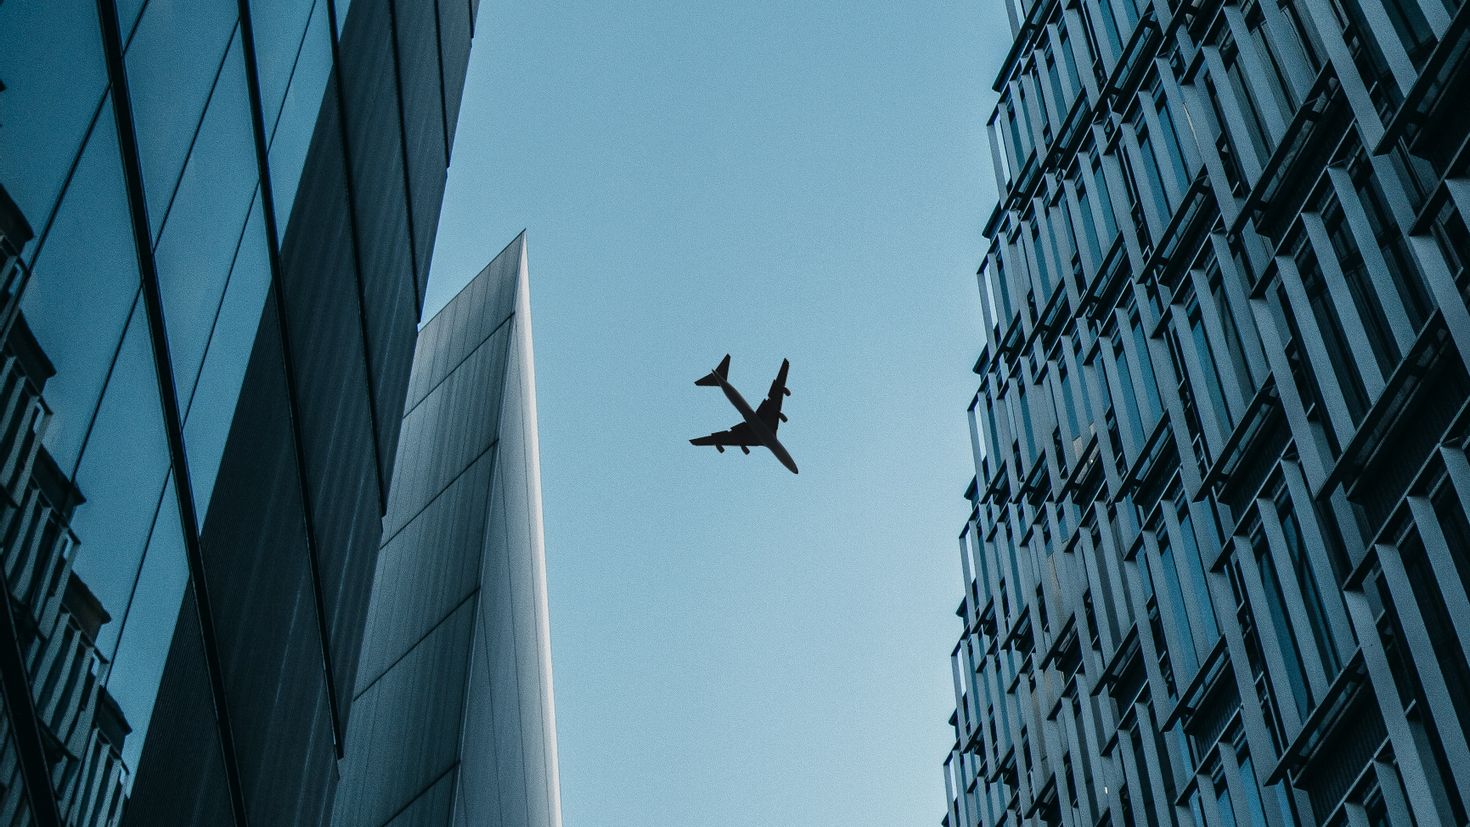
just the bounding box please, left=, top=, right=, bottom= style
left=333, top=234, right=564, bottom=827
left=943, top=0, right=1470, bottom=824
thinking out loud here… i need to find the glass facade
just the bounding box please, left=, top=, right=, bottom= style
left=333, top=234, right=563, bottom=827
left=0, top=0, right=480, bottom=822
left=946, top=0, right=1470, bottom=823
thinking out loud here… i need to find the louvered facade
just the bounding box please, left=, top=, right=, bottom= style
left=943, top=0, right=1470, bottom=823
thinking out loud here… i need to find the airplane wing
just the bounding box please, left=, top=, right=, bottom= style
left=754, top=359, right=790, bottom=432
left=690, top=422, right=759, bottom=447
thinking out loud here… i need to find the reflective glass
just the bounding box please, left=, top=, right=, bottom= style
left=124, top=0, right=239, bottom=232
left=249, top=0, right=318, bottom=134
left=106, top=475, right=189, bottom=780
left=68, top=303, right=172, bottom=660
left=183, top=201, right=271, bottom=523
left=153, top=34, right=259, bottom=410
left=0, top=0, right=110, bottom=237
left=20, top=108, right=143, bottom=474
left=267, top=0, right=334, bottom=237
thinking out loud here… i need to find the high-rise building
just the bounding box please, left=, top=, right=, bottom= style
left=334, top=233, right=563, bottom=827
left=0, top=0, right=481, bottom=822
left=943, top=0, right=1470, bottom=823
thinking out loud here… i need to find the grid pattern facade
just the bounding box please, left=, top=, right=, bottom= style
left=333, top=234, right=563, bottom=827
left=0, top=0, right=478, bottom=822
left=943, top=0, right=1470, bottom=823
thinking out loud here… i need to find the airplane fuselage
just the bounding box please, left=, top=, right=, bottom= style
left=715, top=377, right=799, bottom=474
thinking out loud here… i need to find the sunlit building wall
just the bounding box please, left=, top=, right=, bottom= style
left=942, top=0, right=1470, bottom=822
left=0, top=0, right=480, bottom=821
left=334, top=233, right=563, bottom=827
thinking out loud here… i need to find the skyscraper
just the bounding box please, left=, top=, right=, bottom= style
left=0, top=0, right=480, bottom=822
left=944, top=0, right=1470, bottom=824
left=334, top=233, right=563, bottom=827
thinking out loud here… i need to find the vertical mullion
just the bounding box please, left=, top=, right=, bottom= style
left=91, top=0, right=251, bottom=820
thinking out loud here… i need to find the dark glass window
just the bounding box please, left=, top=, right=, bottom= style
left=1382, top=0, right=1436, bottom=66
left=1244, top=1, right=1300, bottom=114
left=1187, top=294, right=1231, bottom=427
left=1395, top=530, right=1470, bottom=822
left=1251, top=521, right=1313, bottom=719
left=1328, top=0, right=1404, bottom=117
left=1221, top=34, right=1273, bottom=163
left=1151, top=84, right=1192, bottom=197
left=1153, top=515, right=1200, bottom=675
left=1130, top=311, right=1163, bottom=425
left=1321, top=198, right=1399, bottom=376
left=1175, top=492, right=1219, bottom=641
left=1293, top=230, right=1371, bottom=423
left=1201, top=71, right=1251, bottom=196
left=1272, top=481, right=1342, bottom=678
left=1348, top=151, right=1434, bottom=331
left=1429, top=194, right=1470, bottom=279
left=1281, top=0, right=1328, bottom=72
left=1135, top=120, right=1174, bottom=218
left=1431, top=484, right=1470, bottom=618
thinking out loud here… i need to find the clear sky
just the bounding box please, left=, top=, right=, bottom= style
left=424, top=3, right=1010, bottom=823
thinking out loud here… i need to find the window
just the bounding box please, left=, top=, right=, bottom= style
left=1328, top=0, right=1403, bottom=117
left=1320, top=197, right=1399, bottom=376
left=1272, top=481, right=1343, bottom=678
left=1348, top=150, right=1434, bottom=331
left=1221, top=33, right=1273, bottom=162
left=1251, top=520, right=1313, bottom=719
left=1293, top=229, right=1372, bottom=422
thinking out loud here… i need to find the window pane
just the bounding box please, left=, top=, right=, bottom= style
left=20, top=108, right=142, bottom=474
left=153, top=35, right=260, bottom=411
left=0, top=0, right=109, bottom=236
left=124, top=0, right=239, bottom=232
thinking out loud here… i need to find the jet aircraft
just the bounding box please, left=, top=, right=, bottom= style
left=689, top=354, right=798, bottom=474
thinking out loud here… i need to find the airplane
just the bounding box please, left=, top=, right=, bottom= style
left=689, top=354, right=798, bottom=474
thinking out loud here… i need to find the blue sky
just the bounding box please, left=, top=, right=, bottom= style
left=424, top=2, right=1009, bottom=823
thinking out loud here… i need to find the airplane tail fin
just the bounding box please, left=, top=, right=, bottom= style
left=695, top=354, right=731, bottom=387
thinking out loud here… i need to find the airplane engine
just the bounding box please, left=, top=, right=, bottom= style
left=740, top=445, right=750, bottom=454
left=778, top=413, right=787, bottom=422
left=782, top=388, right=791, bottom=396
left=716, top=445, right=724, bottom=453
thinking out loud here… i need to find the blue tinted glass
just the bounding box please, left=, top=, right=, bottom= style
left=0, top=0, right=110, bottom=237
left=124, top=0, right=239, bottom=233
left=154, top=35, right=259, bottom=409
left=183, top=201, right=271, bottom=522
left=21, top=109, right=143, bottom=474
left=250, top=0, right=318, bottom=134
left=107, top=473, right=189, bottom=779
left=69, top=303, right=172, bottom=662
left=118, top=0, right=145, bottom=39
left=268, top=0, right=333, bottom=236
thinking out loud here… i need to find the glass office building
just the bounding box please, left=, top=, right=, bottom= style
left=333, top=234, right=563, bottom=827
left=0, top=0, right=479, bottom=822
left=943, top=0, right=1470, bottom=822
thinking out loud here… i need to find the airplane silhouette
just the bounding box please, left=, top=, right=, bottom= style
left=689, top=354, right=798, bottom=474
